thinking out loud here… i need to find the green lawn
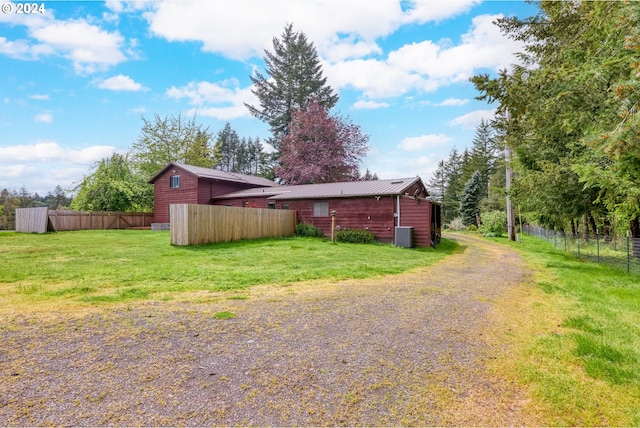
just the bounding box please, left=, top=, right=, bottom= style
left=0, top=230, right=455, bottom=310
left=490, top=235, right=640, bottom=426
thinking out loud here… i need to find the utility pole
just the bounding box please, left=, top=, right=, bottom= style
left=506, top=146, right=516, bottom=241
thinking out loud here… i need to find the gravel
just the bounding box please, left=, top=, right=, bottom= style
left=0, top=233, right=533, bottom=426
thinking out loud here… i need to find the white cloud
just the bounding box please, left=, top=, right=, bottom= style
left=146, top=1, right=396, bottom=61
left=353, top=100, right=390, bottom=110
left=326, top=59, right=432, bottom=99
left=0, top=141, right=115, bottom=164
left=0, top=37, right=43, bottom=58
left=105, top=0, right=152, bottom=14
left=0, top=4, right=129, bottom=74
left=449, top=109, right=495, bottom=130
left=29, top=94, right=49, bottom=100
left=438, top=98, right=469, bottom=107
left=328, top=13, right=523, bottom=100
left=399, top=134, right=452, bottom=151
left=0, top=164, right=29, bottom=179
left=98, top=74, right=147, bottom=91
left=31, top=19, right=127, bottom=74
left=146, top=0, right=480, bottom=61
left=35, top=113, right=53, bottom=123
left=166, top=79, right=256, bottom=120
left=320, top=37, right=382, bottom=63
left=401, top=0, right=481, bottom=24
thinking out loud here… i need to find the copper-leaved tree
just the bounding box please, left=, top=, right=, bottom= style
left=275, top=101, right=369, bottom=185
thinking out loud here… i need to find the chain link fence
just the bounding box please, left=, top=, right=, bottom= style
left=522, top=225, right=640, bottom=274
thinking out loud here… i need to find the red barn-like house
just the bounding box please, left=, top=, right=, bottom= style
left=149, top=163, right=441, bottom=247
left=148, top=163, right=279, bottom=223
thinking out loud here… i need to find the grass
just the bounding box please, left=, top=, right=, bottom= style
left=0, top=230, right=456, bottom=313
left=485, top=234, right=640, bottom=426
left=212, top=311, right=236, bottom=319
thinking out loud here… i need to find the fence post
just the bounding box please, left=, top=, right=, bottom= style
left=577, top=235, right=580, bottom=257
left=628, top=230, right=631, bottom=274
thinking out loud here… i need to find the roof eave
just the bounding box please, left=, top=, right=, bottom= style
left=148, top=162, right=179, bottom=184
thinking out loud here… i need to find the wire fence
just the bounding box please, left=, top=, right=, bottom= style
left=522, top=224, right=640, bottom=275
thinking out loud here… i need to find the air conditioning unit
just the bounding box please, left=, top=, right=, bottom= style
left=395, top=226, right=414, bottom=248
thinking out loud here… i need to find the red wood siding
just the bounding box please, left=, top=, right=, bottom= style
left=215, top=196, right=398, bottom=243
left=399, top=196, right=433, bottom=247
left=153, top=169, right=274, bottom=223
left=213, top=196, right=272, bottom=209
left=289, top=197, right=398, bottom=242
left=153, top=165, right=199, bottom=223
left=209, top=185, right=434, bottom=247
left=196, top=179, right=262, bottom=205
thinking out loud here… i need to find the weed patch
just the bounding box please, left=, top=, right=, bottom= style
left=212, top=311, right=236, bottom=320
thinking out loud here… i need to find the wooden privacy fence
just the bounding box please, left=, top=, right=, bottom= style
left=15, top=208, right=153, bottom=233
left=15, top=207, right=49, bottom=233
left=170, top=204, right=297, bottom=246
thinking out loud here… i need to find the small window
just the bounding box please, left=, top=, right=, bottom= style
left=268, top=201, right=276, bottom=210
left=282, top=204, right=290, bottom=210
left=170, top=175, right=180, bottom=189
left=313, top=201, right=329, bottom=217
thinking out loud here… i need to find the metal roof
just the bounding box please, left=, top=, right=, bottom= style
left=215, top=176, right=425, bottom=200
left=148, top=163, right=280, bottom=187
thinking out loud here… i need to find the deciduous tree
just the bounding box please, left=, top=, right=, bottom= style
left=275, top=101, right=368, bottom=185
left=71, top=153, right=153, bottom=212
left=131, top=113, right=215, bottom=178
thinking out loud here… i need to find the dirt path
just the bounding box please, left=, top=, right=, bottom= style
left=1, top=233, right=535, bottom=426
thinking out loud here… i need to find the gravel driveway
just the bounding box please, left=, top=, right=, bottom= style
left=1, top=233, right=534, bottom=426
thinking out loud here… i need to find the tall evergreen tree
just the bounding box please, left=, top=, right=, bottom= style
left=359, top=169, right=379, bottom=181
left=443, top=148, right=464, bottom=222
left=214, top=123, right=269, bottom=175
left=459, top=171, right=483, bottom=227
left=43, top=185, right=72, bottom=210
left=245, top=23, right=339, bottom=151
left=214, top=123, right=241, bottom=172
left=427, top=160, right=446, bottom=203
left=462, top=119, right=499, bottom=198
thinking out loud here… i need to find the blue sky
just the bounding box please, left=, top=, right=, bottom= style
left=0, top=0, right=537, bottom=194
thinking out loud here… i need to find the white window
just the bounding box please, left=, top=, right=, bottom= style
left=170, top=175, right=180, bottom=189
left=313, top=201, right=329, bottom=217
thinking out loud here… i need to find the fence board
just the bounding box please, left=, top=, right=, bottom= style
left=14, top=208, right=153, bottom=233
left=15, top=207, right=49, bottom=233
left=48, top=211, right=153, bottom=231
left=170, top=204, right=297, bottom=246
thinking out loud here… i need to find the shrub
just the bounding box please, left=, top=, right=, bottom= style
left=466, top=224, right=478, bottom=232
left=336, top=228, right=376, bottom=244
left=448, top=217, right=465, bottom=231
left=478, top=210, right=507, bottom=237
left=295, top=223, right=324, bottom=237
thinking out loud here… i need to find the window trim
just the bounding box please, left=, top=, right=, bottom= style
left=170, top=175, right=180, bottom=189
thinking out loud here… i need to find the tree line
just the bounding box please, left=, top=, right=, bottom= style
left=430, top=1, right=640, bottom=239
left=0, top=186, right=72, bottom=230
